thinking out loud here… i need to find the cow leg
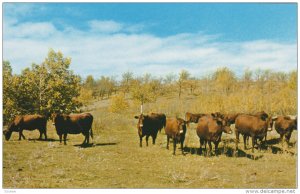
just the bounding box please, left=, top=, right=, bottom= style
left=243, top=135, right=247, bottom=150
left=235, top=131, right=239, bottom=153
left=199, top=139, right=203, bottom=155
left=173, top=138, right=177, bottom=155
left=285, top=132, right=292, bottom=147
left=251, top=136, right=255, bottom=153
left=204, top=140, right=207, bottom=156
left=146, top=135, right=149, bottom=146
left=19, top=131, right=25, bottom=140
left=208, top=141, right=212, bottom=157
left=63, top=133, right=67, bottom=145
left=59, top=134, right=62, bottom=144
left=214, top=141, right=219, bottom=156
left=167, top=136, right=170, bottom=149
left=180, top=138, right=185, bottom=155
left=139, top=136, right=142, bottom=147
left=152, top=134, right=157, bottom=145
left=38, top=130, right=42, bottom=140
left=44, top=131, right=47, bottom=140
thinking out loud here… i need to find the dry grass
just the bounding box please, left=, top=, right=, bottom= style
left=3, top=94, right=297, bottom=188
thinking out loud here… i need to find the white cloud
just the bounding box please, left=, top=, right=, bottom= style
left=88, top=20, right=123, bottom=33
left=4, top=22, right=58, bottom=39
left=3, top=19, right=297, bottom=79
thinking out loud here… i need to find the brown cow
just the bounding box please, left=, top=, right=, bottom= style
left=164, top=117, right=187, bottom=155
left=3, top=115, right=47, bottom=141
left=134, top=113, right=166, bottom=147
left=52, top=113, right=93, bottom=145
left=196, top=114, right=232, bottom=156
left=241, top=111, right=271, bottom=146
left=235, top=113, right=273, bottom=153
left=185, top=112, right=206, bottom=125
left=273, top=116, right=297, bottom=148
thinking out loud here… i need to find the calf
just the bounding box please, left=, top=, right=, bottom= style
left=164, top=118, right=187, bottom=155
left=52, top=113, right=93, bottom=145
left=134, top=113, right=166, bottom=147
left=196, top=115, right=232, bottom=156
left=3, top=115, right=47, bottom=141
left=273, top=116, right=297, bottom=148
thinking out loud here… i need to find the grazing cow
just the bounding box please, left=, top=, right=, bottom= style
left=273, top=116, right=297, bottom=148
left=196, top=115, right=232, bottom=156
left=3, top=115, right=47, bottom=141
left=150, top=113, right=166, bottom=133
left=235, top=113, right=273, bottom=153
left=164, top=118, right=187, bottom=155
left=52, top=113, right=93, bottom=145
left=134, top=113, right=166, bottom=147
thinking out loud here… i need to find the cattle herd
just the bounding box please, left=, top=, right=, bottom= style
left=134, top=111, right=297, bottom=156
left=3, top=111, right=297, bottom=157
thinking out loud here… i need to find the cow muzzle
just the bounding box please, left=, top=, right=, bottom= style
left=179, top=130, right=184, bottom=134
left=139, top=124, right=143, bottom=127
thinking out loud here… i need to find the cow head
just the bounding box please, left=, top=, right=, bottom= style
left=3, top=129, right=12, bottom=141
left=256, top=111, right=269, bottom=121
left=134, top=114, right=147, bottom=136
left=216, top=118, right=232, bottom=134
left=267, top=117, right=273, bottom=131
left=176, top=118, right=187, bottom=135
left=3, top=122, right=17, bottom=141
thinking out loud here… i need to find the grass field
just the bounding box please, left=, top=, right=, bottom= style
left=2, top=95, right=297, bottom=188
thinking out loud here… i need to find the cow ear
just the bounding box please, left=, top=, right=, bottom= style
left=211, top=113, right=216, bottom=118
left=134, top=116, right=139, bottom=119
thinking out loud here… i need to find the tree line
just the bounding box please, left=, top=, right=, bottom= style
left=3, top=49, right=297, bottom=124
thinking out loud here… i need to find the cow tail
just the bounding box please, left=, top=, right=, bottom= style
left=90, top=128, right=93, bottom=139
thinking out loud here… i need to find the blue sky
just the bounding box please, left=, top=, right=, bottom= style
left=3, top=3, right=297, bottom=78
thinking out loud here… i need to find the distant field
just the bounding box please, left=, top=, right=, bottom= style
left=3, top=95, right=297, bottom=188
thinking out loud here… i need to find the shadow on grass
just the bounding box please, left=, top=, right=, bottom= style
left=28, top=138, right=60, bottom=142
left=74, top=142, right=118, bottom=148
left=183, top=146, right=264, bottom=160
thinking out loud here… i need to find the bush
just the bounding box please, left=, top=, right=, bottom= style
left=109, top=94, right=129, bottom=113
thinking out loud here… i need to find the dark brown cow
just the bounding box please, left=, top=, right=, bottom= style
left=134, top=113, right=166, bottom=147
left=3, top=115, right=47, bottom=141
left=150, top=113, right=166, bottom=133
left=235, top=113, right=273, bottom=153
left=164, top=117, right=187, bottom=155
left=52, top=113, right=93, bottom=145
left=273, top=116, right=297, bottom=147
left=196, top=114, right=232, bottom=156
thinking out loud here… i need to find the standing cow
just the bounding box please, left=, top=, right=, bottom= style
left=150, top=113, right=166, bottom=133
left=196, top=114, right=232, bottom=156
left=3, top=115, right=47, bottom=141
left=235, top=113, right=273, bottom=153
left=52, top=113, right=93, bottom=145
left=164, top=117, right=187, bottom=155
left=273, top=116, right=297, bottom=148
left=134, top=113, right=166, bottom=147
